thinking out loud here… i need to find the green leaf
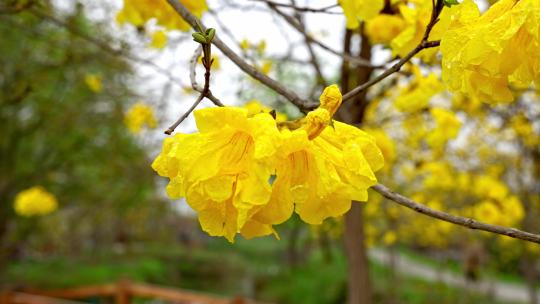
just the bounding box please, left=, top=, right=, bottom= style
left=192, top=32, right=207, bottom=44
left=205, top=28, right=216, bottom=43
left=443, top=0, right=459, bottom=7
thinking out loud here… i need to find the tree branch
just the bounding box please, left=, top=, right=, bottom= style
left=164, top=44, right=214, bottom=134
left=341, top=0, right=443, bottom=103
left=267, top=2, right=380, bottom=69
left=29, top=8, right=225, bottom=107
left=373, top=184, right=540, bottom=245
left=250, top=0, right=341, bottom=14
left=165, top=0, right=316, bottom=112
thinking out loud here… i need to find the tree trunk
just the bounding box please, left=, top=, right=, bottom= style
left=344, top=204, right=372, bottom=304
left=338, top=27, right=374, bottom=304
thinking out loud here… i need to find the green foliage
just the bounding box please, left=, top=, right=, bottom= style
left=0, top=6, right=168, bottom=262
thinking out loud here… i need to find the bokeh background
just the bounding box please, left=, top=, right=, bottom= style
left=1, top=0, right=539, bottom=303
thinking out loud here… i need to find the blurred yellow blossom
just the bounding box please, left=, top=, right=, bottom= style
left=117, top=0, right=207, bottom=31
left=365, top=14, right=405, bottom=44
left=124, top=102, right=157, bottom=134
left=394, top=68, right=444, bottom=113
left=426, top=108, right=461, bottom=149
left=260, top=60, right=272, bottom=75
left=150, top=30, right=168, bottom=49
left=339, top=0, right=384, bottom=29
left=14, top=186, right=58, bottom=217
left=84, top=74, right=102, bottom=93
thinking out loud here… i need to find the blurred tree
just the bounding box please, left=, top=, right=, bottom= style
left=0, top=3, right=169, bottom=270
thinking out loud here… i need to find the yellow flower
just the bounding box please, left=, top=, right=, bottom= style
left=390, top=0, right=459, bottom=61
left=511, top=114, right=540, bottom=147
left=365, top=128, right=395, bottom=166
left=365, top=14, right=405, bottom=44
left=124, top=102, right=157, bottom=134
left=441, top=0, right=540, bottom=103
left=474, top=200, right=502, bottom=225
left=383, top=231, right=397, bottom=246
left=318, top=84, right=342, bottom=116
left=150, top=30, right=168, bottom=49
left=426, top=108, right=461, bottom=149
left=152, top=107, right=282, bottom=242
left=240, top=39, right=250, bottom=50
left=84, top=74, right=102, bottom=93
left=14, top=186, right=58, bottom=217
left=394, top=68, right=444, bottom=113
left=260, top=60, right=272, bottom=75
left=152, top=85, right=384, bottom=240
left=243, top=100, right=287, bottom=122
left=117, top=0, right=208, bottom=32
left=339, top=0, right=384, bottom=29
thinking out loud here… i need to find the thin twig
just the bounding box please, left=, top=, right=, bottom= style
left=29, top=8, right=225, bottom=107
left=373, top=184, right=540, bottom=245
left=165, top=44, right=214, bottom=134
left=288, top=0, right=327, bottom=87
left=250, top=0, right=341, bottom=14
left=165, top=0, right=316, bottom=112
left=341, top=0, right=444, bottom=103
left=268, top=3, right=380, bottom=69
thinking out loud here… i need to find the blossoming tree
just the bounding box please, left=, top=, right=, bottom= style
left=7, top=0, right=540, bottom=303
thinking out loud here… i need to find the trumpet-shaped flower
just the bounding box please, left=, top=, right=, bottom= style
left=152, top=85, right=384, bottom=241
left=14, top=186, right=58, bottom=217
left=152, top=107, right=281, bottom=241
left=441, top=0, right=540, bottom=103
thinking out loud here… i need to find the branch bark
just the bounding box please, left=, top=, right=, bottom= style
left=373, top=184, right=540, bottom=245
left=165, top=0, right=316, bottom=112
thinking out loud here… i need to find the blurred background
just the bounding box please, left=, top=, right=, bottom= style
left=0, top=0, right=539, bottom=303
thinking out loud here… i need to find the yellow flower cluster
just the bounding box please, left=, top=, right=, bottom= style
left=338, top=0, right=384, bottom=29
left=394, top=65, right=444, bottom=113
left=117, top=0, right=207, bottom=31
left=124, top=102, right=157, bottom=134
left=511, top=114, right=540, bottom=147
left=426, top=108, right=461, bottom=149
left=441, top=0, right=540, bottom=103
left=365, top=14, right=405, bottom=44
left=14, top=186, right=58, bottom=217
left=152, top=85, right=384, bottom=241
left=470, top=176, right=524, bottom=227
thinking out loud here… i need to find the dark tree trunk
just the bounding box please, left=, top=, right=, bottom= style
left=338, top=27, right=374, bottom=304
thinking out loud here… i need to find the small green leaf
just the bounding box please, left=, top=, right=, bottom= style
left=205, top=28, right=216, bottom=43
left=192, top=32, right=207, bottom=44
left=443, top=0, right=459, bottom=7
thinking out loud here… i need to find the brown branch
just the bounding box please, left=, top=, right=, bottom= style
left=28, top=8, right=226, bottom=107
left=267, top=3, right=380, bottom=69
left=250, top=0, right=341, bottom=14
left=165, top=0, right=316, bottom=112
left=341, top=0, right=444, bottom=103
left=373, top=184, right=540, bottom=245
left=164, top=46, right=214, bottom=135
left=287, top=0, right=327, bottom=87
